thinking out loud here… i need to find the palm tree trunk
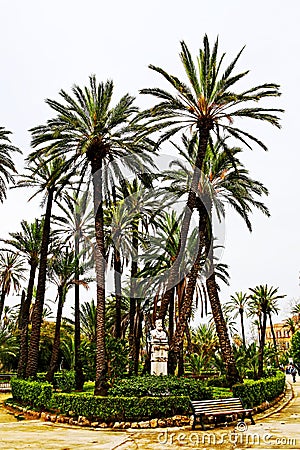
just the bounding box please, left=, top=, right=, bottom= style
left=168, top=287, right=175, bottom=342
left=258, top=312, right=267, bottom=378
left=26, top=189, right=54, bottom=378
left=45, top=287, right=64, bottom=382
left=90, top=156, right=107, bottom=396
left=74, top=236, right=84, bottom=391
left=206, top=273, right=241, bottom=386
left=17, top=262, right=37, bottom=378
left=170, top=213, right=206, bottom=356
left=204, top=208, right=241, bottom=386
left=113, top=248, right=122, bottom=339
left=268, top=312, right=278, bottom=365
left=240, top=311, right=246, bottom=347
left=128, top=222, right=138, bottom=375
left=134, top=302, right=143, bottom=375
left=158, top=126, right=211, bottom=321
left=0, top=286, right=6, bottom=321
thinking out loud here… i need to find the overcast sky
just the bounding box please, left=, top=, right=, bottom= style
left=0, top=0, right=299, bottom=322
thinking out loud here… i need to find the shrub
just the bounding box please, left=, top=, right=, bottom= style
left=205, top=375, right=230, bottom=388
left=32, top=371, right=76, bottom=392
left=11, top=378, right=52, bottom=409
left=232, top=371, right=285, bottom=408
left=107, top=375, right=212, bottom=399
left=211, top=387, right=232, bottom=399
left=51, top=393, right=191, bottom=421
left=54, top=370, right=76, bottom=392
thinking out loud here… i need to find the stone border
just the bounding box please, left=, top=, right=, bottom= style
left=5, top=383, right=290, bottom=430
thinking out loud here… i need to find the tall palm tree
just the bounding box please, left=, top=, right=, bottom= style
left=0, top=250, right=26, bottom=320
left=3, top=219, right=43, bottom=378
left=227, top=292, right=249, bottom=347
left=137, top=35, right=283, bottom=334
left=45, top=247, right=89, bottom=382
left=161, top=135, right=269, bottom=383
left=28, top=75, right=154, bottom=394
left=248, top=285, right=285, bottom=378
left=0, top=127, right=21, bottom=203
left=17, top=156, right=75, bottom=378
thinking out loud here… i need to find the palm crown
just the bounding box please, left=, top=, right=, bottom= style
left=138, top=35, right=283, bottom=151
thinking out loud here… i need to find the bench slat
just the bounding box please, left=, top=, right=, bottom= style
left=190, top=397, right=255, bottom=430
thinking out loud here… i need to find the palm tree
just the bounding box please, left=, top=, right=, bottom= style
left=17, top=156, right=75, bottom=378
left=227, top=292, right=249, bottom=347
left=0, top=250, right=26, bottom=320
left=3, top=219, right=43, bottom=378
left=161, top=135, right=270, bottom=383
left=45, top=247, right=89, bottom=382
left=137, top=35, right=283, bottom=332
left=0, top=127, right=21, bottom=203
left=283, top=317, right=298, bottom=336
left=291, top=303, right=300, bottom=323
left=248, top=285, right=285, bottom=377
left=28, top=75, right=155, bottom=394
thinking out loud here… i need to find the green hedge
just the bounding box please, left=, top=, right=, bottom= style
left=107, top=375, right=212, bottom=399
left=11, top=378, right=53, bottom=409
left=51, top=393, right=191, bottom=421
left=232, top=371, right=286, bottom=408
left=34, top=371, right=76, bottom=392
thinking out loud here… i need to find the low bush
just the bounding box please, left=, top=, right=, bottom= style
left=51, top=393, right=191, bottom=421
left=205, top=375, right=230, bottom=388
left=11, top=378, right=53, bottom=409
left=232, top=371, right=285, bottom=408
left=33, top=371, right=76, bottom=392
left=211, top=387, right=232, bottom=399
left=107, top=375, right=212, bottom=399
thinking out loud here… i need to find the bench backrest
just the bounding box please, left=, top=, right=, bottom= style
left=191, top=397, right=244, bottom=414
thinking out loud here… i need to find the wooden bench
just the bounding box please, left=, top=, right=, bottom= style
left=190, top=397, right=255, bottom=430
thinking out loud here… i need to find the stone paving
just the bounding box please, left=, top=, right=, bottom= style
left=0, top=376, right=299, bottom=449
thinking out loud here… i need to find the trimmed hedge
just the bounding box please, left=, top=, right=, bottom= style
left=11, top=378, right=53, bottom=409
left=51, top=393, right=191, bottom=421
left=232, top=371, right=285, bottom=408
left=34, top=371, right=76, bottom=392
left=107, top=375, right=212, bottom=399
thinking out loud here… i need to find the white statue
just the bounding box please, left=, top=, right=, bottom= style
left=150, top=319, right=167, bottom=342
left=150, top=319, right=169, bottom=376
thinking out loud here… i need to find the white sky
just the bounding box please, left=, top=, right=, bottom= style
left=0, top=0, right=299, bottom=323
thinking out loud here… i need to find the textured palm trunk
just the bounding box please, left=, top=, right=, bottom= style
left=268, top=312, right=278, bottom=365
left=74, top=236, right=84, bottom=391
left=17, top=262, right=37, bottom=378
left=26, top=189, right=54, bottom=378
left=167, top=287, right=176, bottom=375
left=0, top=287, right=6, bottom=321
left=258, top=312, right=267, bottom=378
left=158, top=125, right=211, bottom=321
left=170, top=210, right=206, bottom=358
left=90, top=155, right=107, bottom=396
left=134, top=303, right=143, bottom=375
left=46, top=286, right=64, bottom=382
left=128, top=223, right=138, bottom=375
left=113, top=248, right=122, bottom=339
left=240, top=311, right=246, bottom=347
left=206, top=273, right=241, bottom=386
left=204, top=205, right=241, bottom=386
